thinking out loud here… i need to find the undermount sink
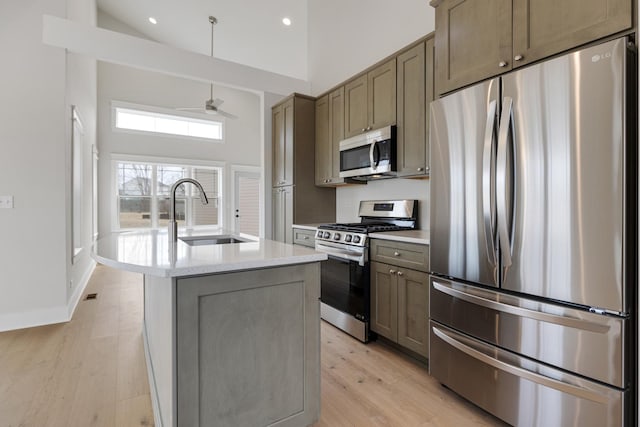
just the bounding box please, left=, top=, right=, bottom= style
left=179, top=235, right=252, bottom=246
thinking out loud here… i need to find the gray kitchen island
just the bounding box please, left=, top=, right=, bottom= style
left=93, top=229, right=324, bottom=427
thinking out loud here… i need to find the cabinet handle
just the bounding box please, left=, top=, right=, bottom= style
left=394, top=251, right=401, bottom=257
left=417, top=167, right=424, bottom=172
left=514, top=55, right=523, bottom=61
left=303, top=236, right=309, bottom=240
left=498, top=61, right=508, bottom=67
left=328, top=179, right=332, bottom=183
left=367, top=126, right=372, bottom=131
left=361, top=128, right=366, bottom=132
left=397, top=271, right=404, bottom=277
left=389, top=269, right=396, bottom=274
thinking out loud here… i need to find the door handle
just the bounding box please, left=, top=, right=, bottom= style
left=496, top=97, right=514, bottom=272
left=482, top=99, right=497, bottom=269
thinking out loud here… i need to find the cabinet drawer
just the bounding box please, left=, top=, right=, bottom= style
left=370, top=239, right=429, bottom=272
left=293, top=228, right=316, bottom=248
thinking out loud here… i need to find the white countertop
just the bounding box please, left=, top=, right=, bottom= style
left=368, top=230, right=430, bottom=245
left=92, top=229, right=327, bottom=278
left=292, top=223, right=323, bottom=231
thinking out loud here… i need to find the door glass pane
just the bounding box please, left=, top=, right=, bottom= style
left=192, top=168, right=219, bottom=226
left=118, top=163, right=152, bottom=228
left=236, top=174, right=260, bottom=237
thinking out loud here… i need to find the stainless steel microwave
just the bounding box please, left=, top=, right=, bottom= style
left=339, top=125, right=397, bottom=180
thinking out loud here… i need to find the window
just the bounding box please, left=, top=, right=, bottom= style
left=112, top=102, right=223, bottom=141
left=116, top=160, right=222, bottom=230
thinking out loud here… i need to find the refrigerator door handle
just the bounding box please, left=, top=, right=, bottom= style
left=431, top=325, right=609, bottom=404
left=496, top=96, right=514, bottom=271
left=432, top=281, right=610, bottom=334
left=482, top=100, right=497, bottom=268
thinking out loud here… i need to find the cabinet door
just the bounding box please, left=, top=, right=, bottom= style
left=176, top=264, right=320, bottom=427
left=271, top=186, right=294, bottom=244
left=512, top=0, right=631, bottom=68
left=396, top=43, right=427, bottom=177
left=282, top=99, right=294, bottom=187
left=344, top=74, right=368, bottom=138
left=368, top=59, right=397, bottom=131
left=272, top=188, right=284, bottom=242
left=315, top=95, right=331, bottom=186
left=282, top=186, right=293, bottom=244
left=397, top=269, right=429, bottom=358
left=434, top=0, right=512, bottom=95
left=329, top=87, right=345, bottom=184
left=370, top=262, right=398, bottom=341
left=272, top=104, right=285, bottom=187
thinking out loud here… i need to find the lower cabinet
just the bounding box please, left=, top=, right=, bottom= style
left=272, top=186, right=293, bottom=243
left=292, top=227, right=316, bottom=248
left=370, top=260, right=429, bottom=358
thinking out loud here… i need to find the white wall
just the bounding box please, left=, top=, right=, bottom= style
left=336, top=179, right=429, bottom=228
left=308, top=0, right=435, bottom=95
left=0, top=0, right=96, bottom=331
left=97, top=62, right=261, bottom=234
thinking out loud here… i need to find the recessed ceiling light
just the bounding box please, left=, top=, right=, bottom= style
left=148, top=17, right=157, bottom=25
left=282, top=17, right=292, bottom=26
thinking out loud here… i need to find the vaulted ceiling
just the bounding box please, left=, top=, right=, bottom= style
left=97, top=0, right=308, bottom=80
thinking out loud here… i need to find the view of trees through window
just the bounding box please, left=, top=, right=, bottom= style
left=116, top=161, right=220, bottom=230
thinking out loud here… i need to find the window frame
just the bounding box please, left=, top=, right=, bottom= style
left=111, top=100, right=225, bottom=143
left=111, top=154, right=226, bottom=232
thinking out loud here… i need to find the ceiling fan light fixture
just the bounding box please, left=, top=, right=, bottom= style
left=282, top=17, right=292, bottom=26
left=148, top=17, right=157, bottom=25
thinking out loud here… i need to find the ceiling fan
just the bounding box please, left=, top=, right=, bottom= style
left=177, top=16, right=237, bottom=120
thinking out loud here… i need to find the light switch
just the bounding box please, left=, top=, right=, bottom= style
left=0, top=196, right=14, bottom=209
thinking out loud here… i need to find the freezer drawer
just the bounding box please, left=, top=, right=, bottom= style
left=430, top=277, right=627, bottom=388
left=430, top=321, right=627, bottom=427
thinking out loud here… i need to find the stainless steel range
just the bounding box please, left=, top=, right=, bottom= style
left=315, top=200, right=418, bottom=342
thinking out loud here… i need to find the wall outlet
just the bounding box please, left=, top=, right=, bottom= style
left=0, top=196, right=13, bottom=209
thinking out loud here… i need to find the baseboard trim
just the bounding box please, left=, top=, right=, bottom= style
left=67, top=259, right=96, bottom=319
left=143, top=326, right=163, bottom=427
left=0, top=305, right=69, bottom=332
left=0, top=260, right=96, bottom=332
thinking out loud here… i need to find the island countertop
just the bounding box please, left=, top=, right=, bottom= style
left=92, top=229, right=327, bottom=278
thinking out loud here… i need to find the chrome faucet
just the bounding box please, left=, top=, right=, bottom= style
left=169, top=178, right=209, bottom=242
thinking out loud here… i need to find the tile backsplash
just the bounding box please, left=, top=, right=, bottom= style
left=336, top=178, right=429, bottom=229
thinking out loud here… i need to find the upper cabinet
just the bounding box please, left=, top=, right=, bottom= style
left=396, top=36, right=435, bottom=177
left=432, top=0, right=632, bottom=95
left=272, top=98, right=294, bottom=187
left=271, top=94, right=336, bottom=243
left=345, top=59, right=397, bottom=138
left=315, top=87, right=345, bottom=186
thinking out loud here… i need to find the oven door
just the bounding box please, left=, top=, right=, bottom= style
left=316, top=242, right=371, bottom=341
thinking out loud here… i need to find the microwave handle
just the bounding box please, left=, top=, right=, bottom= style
left=369, top=141, right=380, bottom=169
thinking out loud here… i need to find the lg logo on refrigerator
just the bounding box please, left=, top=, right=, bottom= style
left=592, top=52, right=612, bottom=62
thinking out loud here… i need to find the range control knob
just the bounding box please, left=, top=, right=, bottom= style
left=353, top=236, right=361, bottom=244
left=333, top=233, right=341, bottom=240
left=316, top=231, right=323, bottom=238
left=323, top=231, right=331, bottom=239
left=345, top=234, right=353, bottom=242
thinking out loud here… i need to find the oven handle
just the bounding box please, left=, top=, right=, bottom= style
left=315, top=242, right=365, bottom=265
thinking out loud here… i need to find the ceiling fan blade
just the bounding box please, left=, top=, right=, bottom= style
left=214, top=109, right=238, bottom=120
left=210, top=98, right=225, bottom=108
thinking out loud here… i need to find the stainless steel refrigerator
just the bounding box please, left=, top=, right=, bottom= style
left=429, top=36, right=636, bottom=426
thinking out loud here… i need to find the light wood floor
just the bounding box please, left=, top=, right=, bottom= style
left=0, top=265, right=505, bottom=427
